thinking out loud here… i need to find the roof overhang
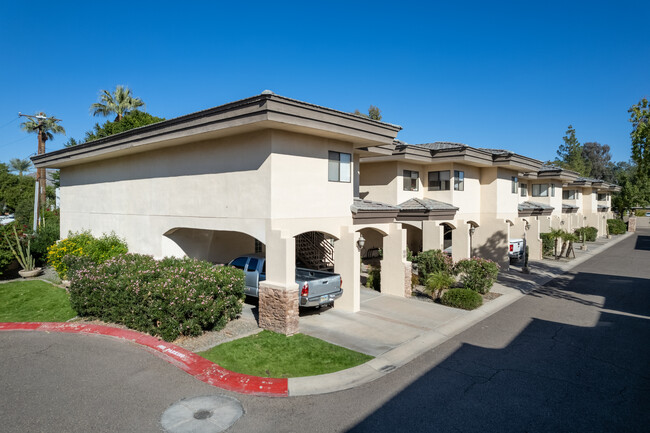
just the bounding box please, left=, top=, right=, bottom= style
left=33, top=93, right=403, bottom=169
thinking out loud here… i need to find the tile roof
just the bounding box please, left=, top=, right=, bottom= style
left=518, top=201, right=555, bottom=212
left=478, top=148, right=513, bottom=155
left=562, top=203, right=579, bottom=210
left=350, top=198, right=399, bottom=213
left=398, top=198, right=459, bottom=211
left=409, top=142, right=467, bottom=150
left=597, top=204, right=610, bottom=210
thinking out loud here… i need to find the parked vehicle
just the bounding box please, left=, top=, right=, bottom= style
left=646, top=212, right=650, bottom=217
left=228, top=254, right=343, bottom=308
left=0, top=214, right=15, bottom=225
left=509, top=238, right=524, bottom=262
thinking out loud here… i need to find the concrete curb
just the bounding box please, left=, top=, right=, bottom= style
left=287, top=232, right=634, bottom=396
left=0, top=322, right=288, bottom=397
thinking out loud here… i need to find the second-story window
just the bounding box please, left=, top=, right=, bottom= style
left=429, top=170, right=450, bottom=190
left=532, top=184, right=549, bottom=197
left=454, top=170, right=464, bottom=191
left=403, top=170, right=419, bottom=191
left=520, top=183, right=528, bottom=197
left=328, top=151, right=351, bottom=183
left=511, top=176, right=518, bottom=194
left=551, top=183, right=555, bottom=197
left=563, top=189, right=576, bottom=200
left=597, top=193, right=608, bottom=201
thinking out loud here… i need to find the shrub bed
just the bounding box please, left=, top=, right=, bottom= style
left=607, top=219, right=627, bottom=235
left=440, top=288, right=483, bottom=310
left=48, top=231, right=128, bottom=279
left=416, top=249, right=455, bottom=284
left=540, top=233, right=555, bottom=256
left=575, top=226, right=598, bottom=242
left=455, top=257, right=499, bottom=294
left=67, top=253, right=245, bottom=342
left=366, top=266, right=381, bottom=291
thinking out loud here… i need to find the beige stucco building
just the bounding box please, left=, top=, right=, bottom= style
left=32, top=92, right=619, bottom=335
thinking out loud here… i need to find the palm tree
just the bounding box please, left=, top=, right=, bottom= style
left=9, top=158, right=32, bottom=176
left=20, top=113, right=66, bottom=146
left=90, top=85, right=145, bottom=122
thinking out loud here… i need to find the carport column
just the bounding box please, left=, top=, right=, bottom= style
left=422, top=220, right=444, bottom=251
left=259, top=229, right=299, bottom=336
left=333, top=227, right=360, bottom=312
left=526, top=218, right=542, bottom=260
left=539, top=216, right=552, bottom=233
left=380, top=223, right=412, bottom=297
left=452, top=221, right=471, bottom=262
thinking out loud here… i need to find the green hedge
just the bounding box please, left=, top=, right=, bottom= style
left=48, top=231, right=128, bottom=279
left=607, top=219, right=627, bottom=235
left=540, top=233, right=554, bottom=256
left=0, top=223, right=18, bottom=276
left=67, top=253, right=245, bottom=341
left=455, top=257, right=499, bottom=294
left=416, top=249, right=455, bottom=284
left=366, top=266, right=381, bottom=291
left=575, top=226, right=598, bottom=242
left=440, top=288, right=483, bottom=310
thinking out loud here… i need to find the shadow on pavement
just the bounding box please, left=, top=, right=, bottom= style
left=635, top=234, right=650, bottom=251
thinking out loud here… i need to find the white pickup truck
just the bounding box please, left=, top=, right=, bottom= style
left=228, top=254, right=343, bottom=308
left=509, top=238, right=524, bottom=262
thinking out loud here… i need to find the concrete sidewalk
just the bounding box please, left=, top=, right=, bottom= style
left=288, top=231, right=635, bottom=396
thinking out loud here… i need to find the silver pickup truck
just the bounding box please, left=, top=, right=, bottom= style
left=228, top=254, right=343, bottom=308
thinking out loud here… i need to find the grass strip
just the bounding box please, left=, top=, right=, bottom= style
left=0, top=280, right=76, bottom=322
left=198, top=330, right=373, bottom=378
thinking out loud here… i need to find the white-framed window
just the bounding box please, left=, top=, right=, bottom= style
left=520, top=183, right=528, bottom=197
left=328, top=151, right=351, bottom=182
left=563, top=189, right=576, bottom=200
left=597, top=193, right=608, bottom=201
left=454, top=170, right=464, bottom=191
left=403, top=170, right=419, bottom=191
left=532, top=184, right=549, bottom=197
left=511, top=176, right=518, bottom=194
left=429, top=170, right=450, bottom=190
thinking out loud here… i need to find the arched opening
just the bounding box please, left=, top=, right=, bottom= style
left=294, top=231, right=338, bottom=271
left=357, top=227, right=386, bottom=292
left=163, top=227, right=262, bottom=264
left=403, top=224, right=423, bottom=256
left=441, top=223, right=455, bottom=255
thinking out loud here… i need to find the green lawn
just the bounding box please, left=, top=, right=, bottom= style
left=198, top=330, right=373, bottom=378
left=0, top=280, right=76, bottom=322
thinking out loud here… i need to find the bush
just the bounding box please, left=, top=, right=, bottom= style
left=575, top=226, right=598, bottom=242
left=416, top=249, right=455, bottom=284
left=455, top=257, right=499, bottom=294
left=0, top=223, right=18, bottom=276
left=634, top=209, right=647, bottom=217
left=68, top=253, right=245, bottom=341
left=540, top=233, right=554, bottom=256
left=607, top=219, right=627, bottom=235
left=47, top=231, right=128, bottom=279
left=425, top=271, right=455, bottom=299
left=440, top=288, right=483, bottom=310
left=366, top=266, right=381, bottom=291
left=30, top=210, right=60, bottom=265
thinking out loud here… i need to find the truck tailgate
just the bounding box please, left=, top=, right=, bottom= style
left=295, top=268, right=341, bottom=296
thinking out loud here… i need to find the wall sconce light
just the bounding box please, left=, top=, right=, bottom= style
left=525, top=221, right=531, bottom=230
left=560, top=220, right=565, bottom=225
left=469, top=226, right=476, bottom=236
left=357, top=234, right=365, bottom=251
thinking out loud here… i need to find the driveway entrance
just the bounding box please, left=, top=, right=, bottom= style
left=299, top=287, right=468, bottom=356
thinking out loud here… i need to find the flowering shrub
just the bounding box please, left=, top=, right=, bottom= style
left=455, top=257, right=499, bottom=294
left=47, top=231, right=128, bottom=279
left=416, top=249, right=455, bottom=284
left=67, top=253, right=245, bottom=342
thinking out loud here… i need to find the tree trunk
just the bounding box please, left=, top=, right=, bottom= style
left=557, top=241, right=567, bottom=260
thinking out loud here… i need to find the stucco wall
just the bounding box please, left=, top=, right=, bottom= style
left=359, top=161, right=398, bottom=204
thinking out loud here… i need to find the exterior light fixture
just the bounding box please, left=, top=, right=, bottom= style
left=469, top=226, right=475, bottom=236
left=560, top=220, right=565, bottom=225
left=357, top=234, right=365, bottom=251
left=525, top=221, right=531, bottom=231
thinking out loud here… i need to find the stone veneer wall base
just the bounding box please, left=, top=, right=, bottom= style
left=259, top=283, right=299, bottom=336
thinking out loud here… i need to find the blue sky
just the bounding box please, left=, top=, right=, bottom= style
left=0, top=1, right=648, bottom=168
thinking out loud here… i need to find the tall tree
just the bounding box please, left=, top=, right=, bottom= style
left=90, top=85, right=145, bottom=122
left=629, top=97, right=650, bottom=176
left=555, top=125, right=590, bottom=176
left=353, top=105, right=382, bottom=121
left=8, top=158, right=32, bottom=177
left=582, top=142, right=613, bottom=181
left=85, top=110, right=165, bottom=142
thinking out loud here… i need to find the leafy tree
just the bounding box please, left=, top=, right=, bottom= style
left=90, top=85, right=145, bottom=122
left=353, top=105, right=382, bottom=121
left=0, top=163, right=35, bottom=225
left=20, top=113, right=66, bottom=149
left=554, top=125, right=590, bottom=176
left=85, top=110, right=165, bottom=142
left=8, top=158, right=32, bottom=177
left=582, top=142, right=614, bottom=181
left=63, top=137, right=82, bottom=147
left=629, top=98, right=650, bottom=176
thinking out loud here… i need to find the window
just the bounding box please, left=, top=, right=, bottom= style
left=231, top=257, right=247, bottom=270
left=247, top=258, right=258, bottom=272
left=254, top=239, right=265, bottom=254
left=532, top=184, right=549, bottom=197
left=563, top=189, right=576, bottom=200
left=597, top=193, right=608, bottom=201
left=551, top=183, right=555, bottom=197
left=429, top=170, right=450, bottom=190
left=454, top=170, right=464, bottom=191
left=403, top=170, right=419, bottom=191
left=520, top=183, right=528, bottom=197
left=511, top=176, right=518, bottom=194
left=328, top=151, right=351, bottom=182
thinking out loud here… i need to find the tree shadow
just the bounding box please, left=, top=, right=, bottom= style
left=635, top=234, right=650, bottom=251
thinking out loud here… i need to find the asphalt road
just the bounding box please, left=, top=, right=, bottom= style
left=2, top=229, right=649, bottom=432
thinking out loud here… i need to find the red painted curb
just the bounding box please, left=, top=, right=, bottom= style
left=0, top=322, right=288, bottom=397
